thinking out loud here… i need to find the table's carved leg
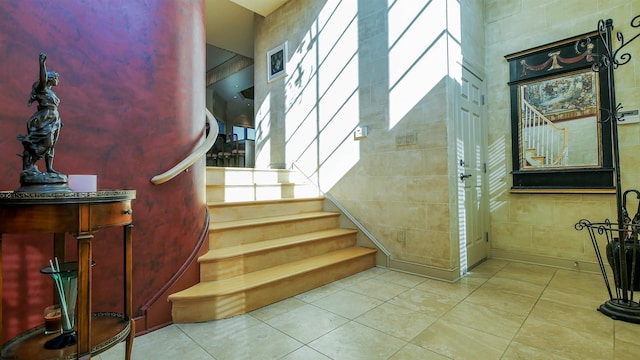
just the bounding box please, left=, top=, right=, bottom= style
left=77, top=234, right=93, bottom=357
left=126, top=319, right=135, bottom=360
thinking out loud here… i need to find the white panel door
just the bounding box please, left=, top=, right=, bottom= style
left=458, top=67, right=488, bottom=272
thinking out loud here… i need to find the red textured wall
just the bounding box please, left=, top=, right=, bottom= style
left=0, top=0, right=206, bottom=342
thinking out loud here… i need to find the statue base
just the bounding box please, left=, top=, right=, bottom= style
left=16, top=170, right=72, bottom=194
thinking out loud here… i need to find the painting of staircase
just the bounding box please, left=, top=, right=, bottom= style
left=168, top=167, right=377, bottom=323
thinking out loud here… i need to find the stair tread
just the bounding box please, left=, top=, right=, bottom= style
left=208, top=197, right=324, bottom=207
left=170, top=247, right=376, bottom=299
left=206, top=183, right=309, bottom=187
left=199, top=228, right=358, bottom=261
left=206, top=167, right=295, bottom=173
left=172, top=168, right=378, bottom=322
left=211, top=211, right=339, bottom=230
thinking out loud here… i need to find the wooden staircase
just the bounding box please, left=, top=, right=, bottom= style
left=168, top=167, right=377, bottom=323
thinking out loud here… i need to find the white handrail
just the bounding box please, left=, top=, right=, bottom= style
left=150, top=108, right=219, bottom=185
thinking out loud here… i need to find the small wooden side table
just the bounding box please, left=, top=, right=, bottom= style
left=0, top=190, right=136, bottom=360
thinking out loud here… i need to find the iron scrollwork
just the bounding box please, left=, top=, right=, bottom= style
left=575, top=15, right=640, bottom=324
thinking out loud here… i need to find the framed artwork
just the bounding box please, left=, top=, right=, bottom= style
left=267, top=42, right=287, bottom=82
left=505, top=31, right=614, bottom=190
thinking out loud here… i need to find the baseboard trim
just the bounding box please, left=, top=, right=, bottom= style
left=389, top=259, right=460, bottom=282
left=491, top=249, right=601, bottom=273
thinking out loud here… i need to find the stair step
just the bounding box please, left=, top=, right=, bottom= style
left=198, top=228, right=358, bottom=281
left=206, top=183, right=318, bottom=202
left=169, top=167, right=378, bottom=324
left=206, top=167, right=308, bottom=186
left=201, top=228, right=357, bottom=261
left=169, top=247, right=377, bottom=322
left=211, top=210, right=336, bottom=230
left=209, top=197, right=325, bottom=222
left=205, top=167, right=318, bottom=202
left=181, top=247, right=375, bottom=295
left=210, top=211, right=340, bottom=248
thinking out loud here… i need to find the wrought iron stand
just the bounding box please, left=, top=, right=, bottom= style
left=576, top=15, right=640, bottom=323
left=576, top=192, right=640, bottom=323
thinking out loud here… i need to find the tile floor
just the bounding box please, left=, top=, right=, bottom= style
left=96, top=259, right=640, bottom=360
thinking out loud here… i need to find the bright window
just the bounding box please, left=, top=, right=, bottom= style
left=232, top=126, right=255, bottom=141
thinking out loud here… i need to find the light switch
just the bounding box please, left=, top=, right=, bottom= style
left=354, top=125, right=368, bottom=140
left=619, top=110, right=640, bottom=125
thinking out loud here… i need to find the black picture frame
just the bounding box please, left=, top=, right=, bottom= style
left=267, top=42, right=287, bottom=82
left=505, top=31, right=614, bottom=191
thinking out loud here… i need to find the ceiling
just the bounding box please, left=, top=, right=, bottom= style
left=205, top=0, right=289, bottom=104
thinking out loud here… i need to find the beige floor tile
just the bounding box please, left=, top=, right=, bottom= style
left=528, top=299, right=614, bottom=339
left=355, top=303, right=437, bottom=341
left=460, top=274, right=491, bottom=287
left=540, top=284, right=609, bottom=311
left=466, top=259, right=510, bottom=278
left=614, top=338, right=640, bottom=360
left=104, top=260, right=634, bottom=360
left=388, top=288, right=460, bottom=317
left=280, top=346, right=331, bottom=360
left=176, top=313, right=262, bottom=341
left=187, top=321, right=302, bottom=360
left=482, top=276, right=546, bottom=298
left=501, top=341, right=572, bottom=359
left=464, top=285, right=537, bottom=316
left=412, top=319, right=511, bottom=359
left=99, top=325, right=213, bottom=360
left=513, top=318, right=613, bottom=360
left=250, top=297, right=308, bottom=321
left=375, top=270, right=428, bottom=288
left=389, top=343, right=450, bottom=360
left=360, top=265, right=390, bottom=277
left=312, top=289, right=384, bottom=319
left=415, top=276, right=484, bottom=300
left=347, top=277, right=410, bottom=301
left=294, top=283, right=343, bottom=303
left=548, top=269, right=604, bottom=293
left=331, top=267, right=388, bottom=288
left=441, top=301, right=526, bottom=340
left=615, top=320, right=640, bottom=343
left=494, top=262, right=556, bottom=286
left=265, top=304, right=349, bottom=343
left=309, top=321, right=407, bottom=360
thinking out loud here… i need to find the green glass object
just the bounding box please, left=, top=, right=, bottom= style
left=40, top=261, right=79, bottom=349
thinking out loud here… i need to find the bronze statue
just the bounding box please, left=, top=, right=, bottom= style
left=16, top=53, right=70, bottom=192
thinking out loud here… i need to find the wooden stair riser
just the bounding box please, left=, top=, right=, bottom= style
left=210, top=215, right=340, bottom=249
left=169, top=168, right=378, bottom=324
left=210, top=198, right=324, bottom=222
left=171, top=251, right=376, bottom=323
left=206, top=183, right=317, bottom=202
left=205, top=167, right=306, bottom=186
left=199, top=232, right=358, bottom=281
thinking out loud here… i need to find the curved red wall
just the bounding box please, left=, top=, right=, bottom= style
left=0, top=0, right=206, bottom=342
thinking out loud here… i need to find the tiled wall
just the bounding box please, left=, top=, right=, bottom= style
left=254, top=0, right=484, bottom=279
left=485, top=0, right=640, bottom=267
left=253, top=0, right=640, bottom=277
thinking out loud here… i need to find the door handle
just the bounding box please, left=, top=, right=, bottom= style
left=460, top=173, right=472, bottom=182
